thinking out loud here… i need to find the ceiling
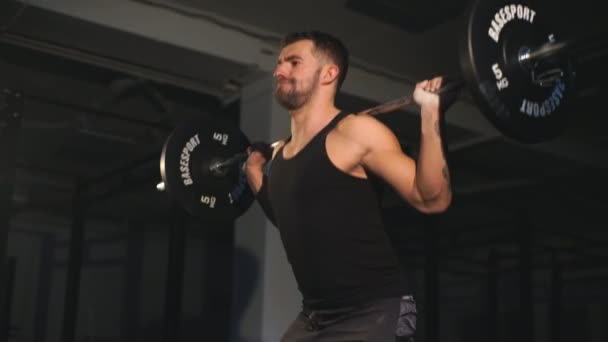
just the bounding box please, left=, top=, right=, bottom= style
left=1, top=0, right=608, bottom=269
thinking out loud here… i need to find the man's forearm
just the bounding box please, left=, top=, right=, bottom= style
left=416, top=107, right=451, bottom=201
left=246, top=166, right=265, bottom=194
left=246, top=167, right=277, bottom=225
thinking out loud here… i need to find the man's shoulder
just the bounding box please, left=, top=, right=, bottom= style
left=334, top=113, right=391, bottom=142
left=271, top=139, right=288, bottom=159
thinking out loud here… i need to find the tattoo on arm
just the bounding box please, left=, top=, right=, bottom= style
left=435, top=120, right=451, bottom=186
left=442, top=165, right=450, bottom=184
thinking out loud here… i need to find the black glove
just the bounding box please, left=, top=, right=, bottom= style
left=250, top=141, right=273, bottom=161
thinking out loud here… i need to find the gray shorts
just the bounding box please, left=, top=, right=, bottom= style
left=281, top=295, right=417, bottom=342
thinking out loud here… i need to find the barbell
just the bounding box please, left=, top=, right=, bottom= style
left=158, top=0, right=604, bottom=221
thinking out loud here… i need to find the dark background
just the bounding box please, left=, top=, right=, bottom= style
left=0, top=0, right=607, bottom=341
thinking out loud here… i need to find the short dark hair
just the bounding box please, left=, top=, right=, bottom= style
left=280, top=31, right=349, bottom=91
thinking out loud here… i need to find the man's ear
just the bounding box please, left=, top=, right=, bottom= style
left=321, top=64, right=339, bottom=86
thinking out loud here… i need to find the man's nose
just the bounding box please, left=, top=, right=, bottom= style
left=274, top=64, right=287, bottom=79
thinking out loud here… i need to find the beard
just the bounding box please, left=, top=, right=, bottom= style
left=274, top=69, right=320, bottom=110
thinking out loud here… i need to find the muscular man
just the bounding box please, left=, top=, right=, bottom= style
left=245, top=31, right=452, bottom=342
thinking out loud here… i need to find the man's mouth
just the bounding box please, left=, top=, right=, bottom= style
left=276, top=79, right=292, bottom=87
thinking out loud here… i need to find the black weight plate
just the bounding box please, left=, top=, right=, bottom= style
left=160, top=117, right=254, bottom=221
left=460, top=0, right=575, bottom=143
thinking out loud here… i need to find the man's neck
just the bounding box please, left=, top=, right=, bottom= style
left=289, top=101, right=340, bottom=149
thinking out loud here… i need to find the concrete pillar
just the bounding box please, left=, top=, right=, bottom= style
left=232, top=75, right=299, bottom=342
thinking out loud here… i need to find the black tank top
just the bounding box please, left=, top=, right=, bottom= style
left=268, top=111, right=407, bottom=309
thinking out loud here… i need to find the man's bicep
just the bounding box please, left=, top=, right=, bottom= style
left=363, top=147, right=423, bottom=207
left=346, top=115, right=424, bottom=207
